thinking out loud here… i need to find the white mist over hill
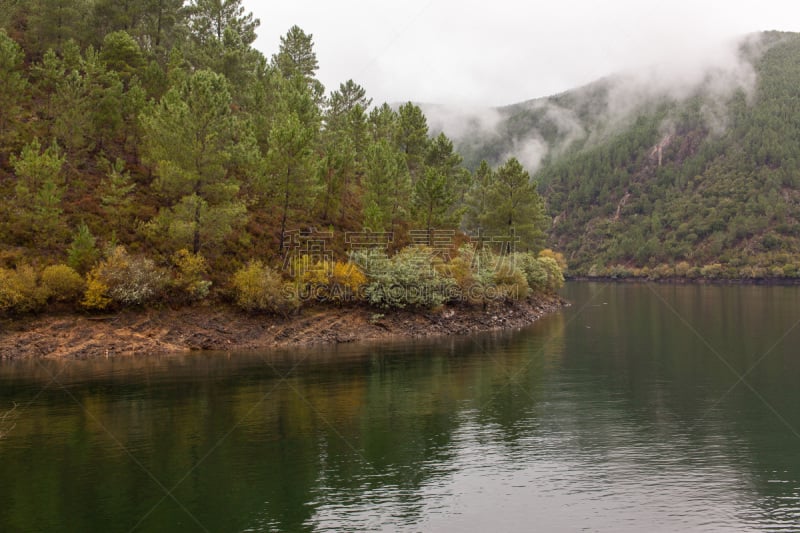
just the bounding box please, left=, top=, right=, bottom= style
left=420, top=33, right=769, bottom=172
left=248, top=0, right=800, bottom=107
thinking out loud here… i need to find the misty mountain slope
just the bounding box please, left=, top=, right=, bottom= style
left=539, top=31, right=800, bottom=274
left=422, top=80, right=611, bottom=171
left=429, top=31, right=800, bottom=276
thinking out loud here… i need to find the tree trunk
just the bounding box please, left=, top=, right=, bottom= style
left=278, top=166, right=291, bottom=253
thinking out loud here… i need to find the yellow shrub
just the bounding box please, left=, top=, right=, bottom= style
left=448, top=255, right=476, bottom=291
left=299, top=258, right=331, bottom=287
left=329, top=261, right=366, bottom=303
left=294, top=256, right=365, bottom=304
left=0, top=265, right=47, bottom=314
left=231, top=260, right=297, bottom=313
left=539, top=249, right=568, bottom=271
left=41, top=264, right=85, bottom=303
left=700, top=263, right=724, bottom=279
left=171, top=249, right=211, bottom=300
left=674, top=261, right=691, bottom=277
left=81, top=272, right=112, bottom=310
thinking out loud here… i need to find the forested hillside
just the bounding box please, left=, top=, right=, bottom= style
left=0, top=0, right=561, bottom=315
left=541, top=32, right=800, bottom=277
left=444, top=31, right=800, bottom=279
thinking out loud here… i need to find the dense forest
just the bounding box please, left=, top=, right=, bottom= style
left=448, top=31, right=800, bottom=279
left=0, top=0, right=563, bottom=316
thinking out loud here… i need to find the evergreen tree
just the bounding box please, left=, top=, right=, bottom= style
left=413, top=167, right=457, bottom=238
left=396, top=102, right=429, bottom=183
left=140, top=69, right=251, bottom=254
left=187, top=0, right=261, bottom=93
left=369, top=103, right=398, bottom=142
left=91, top=0, right=145, bottom=39
left=140, top=0, right=187, bottom=51
left=0, top=30, right=27, bottom=140
left=425, top=132, right=470, bottom=200
left=484, top=157, right=546, bottom=252
left=272, top=25, right=324, bottom=104
left=25, top=0, right=91, bottom=54
left=188, top=0, right=257, bottom=46
left=264, top=110, right=316, bottom=253
left=363, top=139, right=410, bottom=232
left=100, top=157, right=136, bottom=232
left=99, top=30, right=144, bottom=83
left=463, top=159, right=494, bottom=236
left=317, top=80, right=371, bottom=223
left=67, top=223, right=99, bottom=274
left=10, top=138, right=66, bottom=247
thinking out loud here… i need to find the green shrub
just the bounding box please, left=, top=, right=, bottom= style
left=231, top=261, right=297, bottom=314
left=606, top=264, right=633, bottom=280
left=782, top=263, right=800, bottom=278
left=538, top=256, right=565, bottom=292
left=768, top=266, right=785, bottom=278
left=351, top=247, right=457, bottom=309
left=649, top=263, right=674, bottom=281
left=674, top=261, right=691, bottom=277
left=444, top=246, right=490, bottom=304
left=493, top=255, right=530, bottom=300
left=41, top=264, right=84, bottom=303
left=700, top=263, right=724, bottom=279
left=67, top=224, right=100, bottom=275
left=0, top=265, right=47, bottom=314
left=516, top=253, right=549, bottom=292
left=740, top=265, right=767, bottom=279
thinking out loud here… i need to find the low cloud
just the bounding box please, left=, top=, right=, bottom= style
left=424, top=33, right=770, bottom=172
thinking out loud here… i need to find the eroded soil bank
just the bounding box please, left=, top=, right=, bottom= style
left=0, top=296, right=567, bottom=359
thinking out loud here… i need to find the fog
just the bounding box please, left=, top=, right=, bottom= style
left=421, top=32, right=770, bottom=171
left=247, top=0, right=800, bottom=107
left=246, top=1, right=800, bottom=171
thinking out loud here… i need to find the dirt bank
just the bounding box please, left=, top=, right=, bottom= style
left=0, top=296, right=567, bottom=360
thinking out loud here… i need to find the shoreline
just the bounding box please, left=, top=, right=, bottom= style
left=0, top=295, right=567, bottom=360
left=568, top=276, right=800, bottom=285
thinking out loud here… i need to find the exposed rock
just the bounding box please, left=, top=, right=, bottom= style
left=0, top=296, right=567, bottom=360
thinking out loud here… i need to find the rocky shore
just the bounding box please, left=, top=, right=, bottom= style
left=0, top=295, right=567, bottom=359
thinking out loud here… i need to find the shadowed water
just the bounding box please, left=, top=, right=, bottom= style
left=1, top=282, right=800, bottom=532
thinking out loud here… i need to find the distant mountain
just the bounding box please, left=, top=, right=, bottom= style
left=428, top=31, right=800, bottom=277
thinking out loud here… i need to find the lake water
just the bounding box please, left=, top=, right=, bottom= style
left=1, top=283, right=800, bottom=532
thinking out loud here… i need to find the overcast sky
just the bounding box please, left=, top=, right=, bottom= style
left=245, top=0, right=800, bottom=107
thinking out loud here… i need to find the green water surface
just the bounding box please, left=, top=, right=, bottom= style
left=1, top=282, right=799, bottom=532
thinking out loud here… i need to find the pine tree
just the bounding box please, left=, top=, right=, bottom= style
left=369, top=103, right=398, bottom=142
left=25, top=0, right=91, bottom=54
left=272, top=25, right=324, bottom=104
left=0, top=30, right=27, bottom=140
left=317, top=80, right=371, bottom=224
left=187, top=0, right=261, bottom=94
left=264, top=110, right=316, bottom=253
left=140, top=69, right=252, bottom=254
left=463, top=159, right=494, bottom=236
left=100, top=157, right=136, bottom=232
left=484, top=157, right=546, bottom=252
left=396, top=102, right=429, bottom=183
left=10, top=138, right=66, bottom=247
left=67, top=223, right=99, bottom=274
left=413, top=167, right=457, bottom=239
left=363, top=139, right=410, bottom=232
